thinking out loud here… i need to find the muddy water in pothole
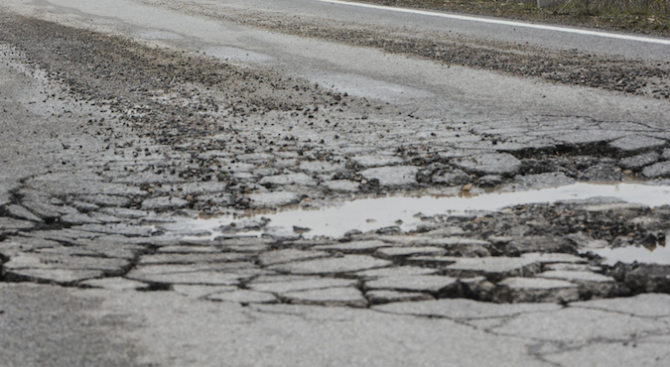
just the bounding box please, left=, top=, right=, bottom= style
left=175, top=183, right=670, bottom=240
left=586, top=244, right=670, bottom=265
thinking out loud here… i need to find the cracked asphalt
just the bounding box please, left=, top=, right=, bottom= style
left=1, top=0, right=670, bottom=366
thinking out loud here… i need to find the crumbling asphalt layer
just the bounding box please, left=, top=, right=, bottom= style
left=0, top=14, right=669, bottom=310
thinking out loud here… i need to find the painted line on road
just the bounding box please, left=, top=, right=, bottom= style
left=314, top=0, right=670, bottom=45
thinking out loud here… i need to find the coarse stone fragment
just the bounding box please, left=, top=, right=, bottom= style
left=618, top=152, right=660, bottom=170
left=0, top=217, right=36, bottom=230
left=505, top=236, right=576, bottom=256
left=624, top=264, right=670, bottom=293
left=247, top=192, right=301, bottom=208
left=351, top=155, right=403, bottom=168
left=579, top=163, right=623, bottom=182
left=557, top=130, right=629, bottom=145
left=375, top=298, right=561, bottom=319
left=59, top=212, right=100, bottom=225
left=453, top=153, right=521, bottom=176
left=80, top=277, right=149, bottom=290
left=537, top=270, right=615, bottom=297
left=312, top=240, right=390, bottom=252
left=642, top=161, right=670, bottom=178
left=4, top=253, right=129, bottom=273
left=356, top=266, right=438, bottom=279
left=432, top=169, right=470, bottom=185
left=445, top=257, right=541, bottom=281
left=268, top=255, right=391, bottom=275
left=366, top=290, right=434, bottom=305
left=207, top=290, right=276, bottom=304
left=405, top=256, right=461, bottom=267
left=511, top=172, right=575, bottom=190
left=282, top=287, right=367, bottom=307
left=138, top=253, right=250, bottom=265
left=258, top=249, right=328, bottom=266
left=4, top=268, right=103, bottom=284
left=6, top=204, right=43, bottom=222
left=79, top=194, right=131, bottom=207
left=375, top=246, right=446, bottom=259
left=141, top=196, right=189, bottom=211
left=322, top=180, right=360, bottom=192
left=519, top=252, right=587, bottom=264
left=100, top=207, right=150, bottom=219
left=126, top=264, right=254, bottom=285
left=74, top=223, right=153, bottom=237
left=365, top=275, right=459, bottom=295
left=493, top=277, right=579, bottom=303
left=544, top=263, right=601, bottom=272
left=249, top=277, right=357, bottom=294
left=423, top=227, right=467, bottom=237
left=477, top=175, right=503, bottom=187
left=360, top=166, right=418, bottom=186
left=609, top=135, right=666, bottom=152
left=299, top=161, right=344, bottom=173
left=156, top=181, right=228, bottom=196
left=260, top=173, right=316, bottom=187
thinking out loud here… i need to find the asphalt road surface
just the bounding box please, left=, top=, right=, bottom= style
left=1, top=1, right=670, bottom=366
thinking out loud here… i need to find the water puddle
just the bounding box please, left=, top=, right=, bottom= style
left=172, top=183, right=670, bottom=240
left=585, top=243, right=670, bottom=266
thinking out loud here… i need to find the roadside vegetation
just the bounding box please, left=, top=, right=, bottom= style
left=357, top=0, right=670, bottom=35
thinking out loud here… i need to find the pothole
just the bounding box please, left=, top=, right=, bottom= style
left=586, top=243, right=670, bottom=266
left=169, top=183, right=670, bottom=240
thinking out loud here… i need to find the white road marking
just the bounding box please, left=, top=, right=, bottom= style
left=313, top=0, right=670, bottom=45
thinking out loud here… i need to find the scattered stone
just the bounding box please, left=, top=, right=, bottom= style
left=300, top=161, right=344, bottom=173
left=356, top=266, right=438, bottom=279
left=445, top=257, right=541, bottom=281
left=6, top=204, right=42, bottom=222
left=545, top=263, right=601, bottom=272
left=80, top=277, right=149, bottom=290
left=477, top=175, right=503, bottom=187
left=360, top=166, right=418, bottom=186
left=618, top=152, right=660, bottom=170
left=247, top=192, right=301, bottom=208
left=579, top=163, right=623, bottom=182
left=249, top=277, right=357, bottom=294
left=624, top=265, right=670, bottom=293
left=4, top=268, right=103, bottom=284
left=453, top=153, right=521, bottom=176
left=511, top=172, right=575, bottom=190
left=126, top=264, right=251, bottom=285
left=322, top=180, right=360, bottom=192
left=268, top=255, right=392, bottom=275
left=157, top=245, right=221, bottom=253
left=375, top=246, right=446, bottom=259
left=260, top=173, right=316, bottom=187
left=59, top=213, right=100, bottom=225
left=79, top=194, right=131, bottom=207
left=365, top=275, right=459, bottom=296
left=609, top=135, right=666, bottom=153
left=3, top=253, right=129, bottom=274
left=0, top=217, right=36, bottom=230
left=432, top=169, right=471, bottom=186
left=351, top=155, right=403, bottom=168
left=505, top=236, right=576, bottom=256
left=312, top=240, right=390, bottom=252
left=207, top=290, right=276, bottom=304
left=366, top=290, right=433, bottom=305
left=493, top=277, right=580, bottom=303
left=141, top=196, right=189, bottom=211
left=642, top=161, right=670, bottom=178
left=281, top=287, right=367, bottom=307
left=537, top=270, right=616, bottom=297
left=258, top=249, right=329, bottom=266
left=519, top=252, right=587, bottom=264
left=138, top=253, right=250, bottom=265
